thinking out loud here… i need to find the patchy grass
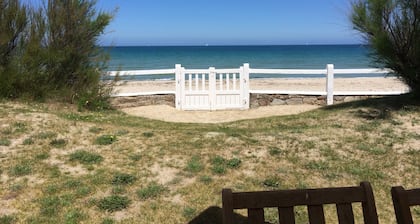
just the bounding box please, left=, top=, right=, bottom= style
left=0, top=95, right=419, bottom=223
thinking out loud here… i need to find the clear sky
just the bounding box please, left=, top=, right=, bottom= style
left=97, top=0, right=362, bottom=46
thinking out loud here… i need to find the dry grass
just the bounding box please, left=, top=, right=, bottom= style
left=0, top=95, right=419, bottom=224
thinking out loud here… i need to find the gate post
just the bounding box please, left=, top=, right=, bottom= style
left=175, top=64, right=182, bottom=110
left=242, top=63, right=250, bottom=109
left=326, top=64, right=334, bottom=105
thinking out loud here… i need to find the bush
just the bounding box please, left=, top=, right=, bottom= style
left=0, top=0, right=116, bottom=109
left=97, top=195, right=131, bottom=212
left=69, top=150, right=103, bottom=164
left=95, top=135, right=117, bottom=145
left=351, top=0, right=420, bottom=93
left=111, top=173, right=136, bottom=185
left=136, top=183, right=165, bottom=199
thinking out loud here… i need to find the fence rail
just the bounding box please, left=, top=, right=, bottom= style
left=109, top=64, right=409, bottom=107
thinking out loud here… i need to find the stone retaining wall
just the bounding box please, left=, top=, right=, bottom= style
left=110, top=94, right=380, bottom=109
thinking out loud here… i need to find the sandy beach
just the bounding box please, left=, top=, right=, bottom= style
left=114, top=77, right=409, bottom=123
left=113, top=77, right=409, bottom=93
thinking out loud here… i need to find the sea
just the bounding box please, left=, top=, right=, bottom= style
left=104, top=45, right=383, bottom=80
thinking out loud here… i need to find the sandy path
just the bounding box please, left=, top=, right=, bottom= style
left=121, top=104, right=320, bottom=123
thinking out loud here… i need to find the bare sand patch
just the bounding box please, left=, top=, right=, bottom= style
left=122, top=104, right=320, bottom=123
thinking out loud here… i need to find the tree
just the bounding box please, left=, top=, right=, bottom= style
left=351, top=0, right=420, bottom=93
left=0, top=0, right=27, bottom=97
left=45, top=0, right=114, bottom=107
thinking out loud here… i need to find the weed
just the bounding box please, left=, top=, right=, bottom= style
left=64, top=179, right=82, bottom=189
left=12, top=122, right=27, bottom=133
left=49, top=138, right=67, bottom=148
left=142, top=132, right=154, bottom=138
left=69, top=150, right=103, bottom=164
left=268, top=147, right=282, bottom=156
left=22, top=138, right=34, bottom=145
left=88, top=126, right=103, bottom=133
left=211, top=165, right=226, bottom=174
left=36, top=131, right=57, bottom=139
left=183, top=207, right=196, bottom=219
left=263, top=177, right=280, bottom=189
left=95, top=135, right=117, bottom=145
left=102, top=218, right=115, bottom=224
left=128, top=153, right=142, bottom=161
left=9, top=162, right=32, bottom=176
left=0, top=215, right=16, bottom=224
left=65, top=210, right=85, bottom=224
left=39, top=196, right=62, bottom=216
left=111, top=173, right=136, bottom=185
left=305, top=161, right=329, bottom=170
left=185, top=156, right=204, bottom=173
left=199, top=175, right=212, bottom=184
left=137, top=182, right=165, bottom=199
left=97, top=195, right=131, bottom=212
left=227, top=158, right=241, bottom=168
left=35, top=152, right=50, bottom=160
left=0, top=138, right=11, bottom=146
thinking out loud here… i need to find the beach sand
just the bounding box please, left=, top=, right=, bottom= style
left=114, top=77, right=409, bottom=123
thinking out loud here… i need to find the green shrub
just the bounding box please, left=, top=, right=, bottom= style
left=142, top=132, right=154, bottom=138
left=49, top=138, right=67, bottom=148
left=111, top=173, right=136, bottom=185
left=97, top=195, right=131, bottom=212
left=263, top=177, right=280, bottom=188
left=39, top=196, right=62, bottom=216
left=65, top=210, right=85, bottom=224
left=69, top=150, right=103, bottom=165
left=136, top=183, right=165, bottom=199
left=185, top=156, right=204, bottom=173
left=0, top=215, right=16, bottom=224
left=101, top=218, right=115, bottom=224
left=0, top=138, right=11, bottom=146
left=22, top=137, right=34, bottom=145
left=227, top=158, right=241, bottom=168
left=95, top=135, right=117, bottom=145
left=9, top=162, right=32, bottom=176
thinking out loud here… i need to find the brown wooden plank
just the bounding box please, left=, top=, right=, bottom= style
left=336, top=203, right=354, bottom=224
left=248, top=208, right=265, bottom=224
left=222, top=189, right=235, bottom=224
left=392, top=186, right=414, bottom=224
left=231, top=186, right=364, bottom=209
left=360, top=182, right=379, bottom=224
left=278, top=207, right=295, bottom=224
left=308, top=205, right=325, bottom=224
left=406, top=188, right=420, bottom=205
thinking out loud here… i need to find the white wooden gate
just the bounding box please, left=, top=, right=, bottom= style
left=175, top=64, right=250, bottom=110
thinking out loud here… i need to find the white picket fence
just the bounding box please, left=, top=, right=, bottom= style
left=108, top=64, right=409, bottom=110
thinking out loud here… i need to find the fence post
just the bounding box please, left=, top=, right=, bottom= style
left=209, top=67, right=216, bottom=110
left=242, top=63, right=250, bottom=109
left=326, top=64, right=334, bottom=105
left=175, top=64, right=182, bottom=110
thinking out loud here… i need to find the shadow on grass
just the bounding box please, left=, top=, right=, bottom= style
left=322, top=93, right=420, bottom=119
left=189, top=206, right=266, bottom=224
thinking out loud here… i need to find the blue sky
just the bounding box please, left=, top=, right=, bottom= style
left=97, top=0, right=361, bottom=46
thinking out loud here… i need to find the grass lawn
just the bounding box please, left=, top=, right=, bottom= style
left=0, top=95, right=419, bottom=223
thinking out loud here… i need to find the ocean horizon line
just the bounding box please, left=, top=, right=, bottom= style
left=101, top=43, right=367, bottom=48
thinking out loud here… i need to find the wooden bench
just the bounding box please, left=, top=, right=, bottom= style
left=222, top=182, right=378, bottom=224
left=391, top=186, right=420, bottom=224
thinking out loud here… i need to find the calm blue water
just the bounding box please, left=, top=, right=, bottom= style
left=104, top=45, right=381, bottom=80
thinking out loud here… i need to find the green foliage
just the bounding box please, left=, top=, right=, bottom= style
left=49, top=138, right=67, bottom=148
left=97, top=195, right=131, bottom=212
left=69, top=150, right=103, bottom=164
left=0, top=138, right=11, bottom=146
left=136, top=182, right=165, bottom=199
left=65, top=209, right=86, bottom=224
left=0, top=215, right=16, bottom=224
left=263, top=177, right=281, bottom=189
left=351, top=0, right=420, bottom=92
left=39, top=196, right=62, bottom=216
left=95, top=135, right=117, bottom=145
left=0, top=0, right=115, bottom=109
left=9, top=162, right=32, bottom=176
left=142, top=132, right=154, bottom=138
left=111, top=173, right=136, bottom=185
left=185, top=155, right=204, bottom=173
